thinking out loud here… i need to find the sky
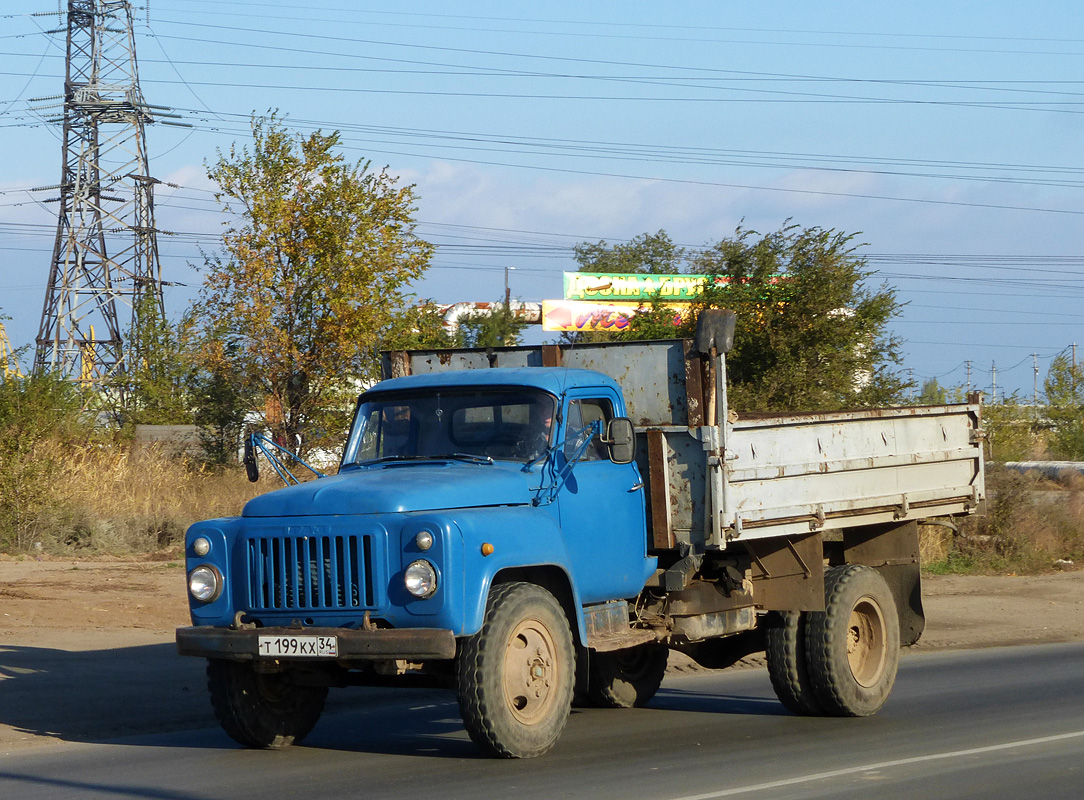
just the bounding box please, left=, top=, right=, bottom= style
left=1, top=0, right=1082, bottom=400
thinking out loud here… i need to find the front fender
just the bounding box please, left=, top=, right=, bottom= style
left=184, top=517, right=243, bottom=626
left=447, top=505, right=588, bottom=644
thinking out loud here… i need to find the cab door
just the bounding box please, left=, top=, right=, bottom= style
left=556, top=391, right=649, bottom=603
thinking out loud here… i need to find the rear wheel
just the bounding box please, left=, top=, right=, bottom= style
left=805, top=565, right=900, bottom=717
left=456, top=582, right=575, bottom=758
left=765, top=611, right=823, bottom=715
left=588, top=643, right=668, bottom=708
left=206, top=659, right=328, bottom=748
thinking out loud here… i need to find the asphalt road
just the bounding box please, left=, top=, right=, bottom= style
left=2, top=643, right=1083, bottom=800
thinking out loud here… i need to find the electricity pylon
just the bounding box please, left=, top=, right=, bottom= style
left=32, top=0, right=166, bottom=394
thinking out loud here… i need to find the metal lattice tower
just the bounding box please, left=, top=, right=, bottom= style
left=33, top=0, right=165, bottom=388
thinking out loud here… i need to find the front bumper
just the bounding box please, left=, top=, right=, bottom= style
left=176, top=625, right=457, bottom=662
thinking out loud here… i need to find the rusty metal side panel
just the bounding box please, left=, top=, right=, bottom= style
left=406, top=349, right=544, bottom=373
left=639, top=431, right=708, bottom=548
left=381, top=350, right=412, bottom=380
left=743, top=532, right=825, bottom=612
left=383, top=339, right=693, bottom=426
left=646, top=430, right=674, bottom=550
left=541, top=344, right=563, bottom=368
left=723, top=404, right=984, bottom=537
left=561, top=341, right=689, bottom=426
left=683, top=341, right=705, bottom=429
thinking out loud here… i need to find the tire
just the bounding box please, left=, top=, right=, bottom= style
left=206, top=659, right=328, bottom=748
left=588, top=643, right=668, bottom=709
left=456, top=582, right=575, bottom=758
left=805, top=565, right=900, bottom=717
left=765, top=611, right=823, bottom=715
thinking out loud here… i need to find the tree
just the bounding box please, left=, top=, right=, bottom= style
left=983, top=395, right=1041, bottom=462
left=454, top=303, right=528, bottom=348
left=573, top=230, right=687, bottom=275
left=186, top=327, right=253, bottom=468
left=1044, top=353, right=1084, bottom=459
left=383, top=300, right=527, bottom=351
left=383, top=302, right=456, bottom=351
left=123, top=294, right=193, bottom=425
left=581, top=223, right=906, bottom=411
left=196, top=113, right=434, bottom=455
left=917, top=378, right=948, bottom=405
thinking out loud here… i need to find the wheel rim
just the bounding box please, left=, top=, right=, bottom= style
left=847, top=595, right=888, bottom=687
left=503, top=616, right=560, bottom=724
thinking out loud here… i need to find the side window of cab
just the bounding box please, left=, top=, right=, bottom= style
left=563, top=398, right=613, bottom=461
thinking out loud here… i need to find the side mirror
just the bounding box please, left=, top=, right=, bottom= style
left=606, top=418, right=636, bottom=465
left=243, top=435, right=259, bottom=482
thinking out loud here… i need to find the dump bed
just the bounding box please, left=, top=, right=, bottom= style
left=382, top=336, right=984, bottom=551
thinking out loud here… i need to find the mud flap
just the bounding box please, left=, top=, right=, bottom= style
left=842, top=520, right=926, bottom=646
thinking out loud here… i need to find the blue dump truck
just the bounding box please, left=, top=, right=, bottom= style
left=177, top=311, right=986, bottom=758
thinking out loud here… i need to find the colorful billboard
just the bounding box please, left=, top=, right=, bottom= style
left=541, top=299, right=690, bottom=332
left=563, top=272, right=717, bottom=302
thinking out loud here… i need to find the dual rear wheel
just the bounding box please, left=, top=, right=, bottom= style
left=766, top=564, right=900, bottom=717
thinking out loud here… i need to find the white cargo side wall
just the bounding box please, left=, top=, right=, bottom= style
left=723, top=404, right=985, bottom=541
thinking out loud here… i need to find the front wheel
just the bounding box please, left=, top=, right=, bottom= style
left=456, top=582, right=575, bottom=758
left=588, top=643, right=668, bottom=708
left=805, top=565, right=900, bottom=717
left=206, top=659, right=328, bottom=748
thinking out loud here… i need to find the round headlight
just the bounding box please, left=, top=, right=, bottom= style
left=192, top=537, right=211, bottom=557
left=415, top=530, right=434, bottom=551
left=404, top=560, right=438, bottom=599
left=188, top=565, right=222, bottom=603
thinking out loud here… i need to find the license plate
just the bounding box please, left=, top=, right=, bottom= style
left=257, top=635, right=338, bottom=658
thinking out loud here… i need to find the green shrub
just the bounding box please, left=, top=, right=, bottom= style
left=0, top=375, right=92, bottom=551
left=925, top=466, right=1084, bottom=575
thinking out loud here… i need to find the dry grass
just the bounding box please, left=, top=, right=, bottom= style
left=918, top=523, right=954, bottom=565
left=924, top=466, right=1084, bottom=575
left=20, top=442, right=270, bottom=556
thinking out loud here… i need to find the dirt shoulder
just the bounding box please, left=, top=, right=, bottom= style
left=1, top=559, right=1083, bottom=752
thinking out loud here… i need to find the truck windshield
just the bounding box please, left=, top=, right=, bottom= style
left=342, top=388, right=557, bottom=466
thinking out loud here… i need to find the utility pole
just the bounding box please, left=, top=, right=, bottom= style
left=32, top=0, right=168, bottom=395
left=1033, top=353, right=1039, bottom=406
left=965, top=360, right=972, bottom=394
left=991, top=361, right=997, bottom=404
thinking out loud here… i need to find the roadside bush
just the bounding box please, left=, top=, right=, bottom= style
left=924, top=466, right=1084, bottom=575
left=0, top=371, right=268, bottom=555
left=0, top=375, right=93, bottom=552
left=982, top=399, right=1047, bottom=462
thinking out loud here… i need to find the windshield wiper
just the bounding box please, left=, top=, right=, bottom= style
left=354, top=455, right=432, bottom=466
left=356, top=453, right=493, bottom=467
left=430, top=453, right=494, bottom=464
